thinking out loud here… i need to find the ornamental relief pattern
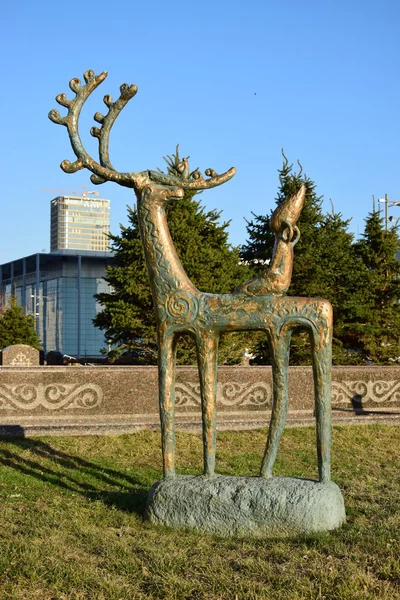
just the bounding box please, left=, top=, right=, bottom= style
left=10, top=353, right=32, bottom=366
left=331, top=380, right=400, bottom=405
left=175, top=381, right=272, bottom=408
left=0, top=383, right=103, bottom=411
left=175, top=379, right=399, bottom=409
left=166, top=291, right=199, bottom=323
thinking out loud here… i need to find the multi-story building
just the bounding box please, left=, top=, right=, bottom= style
left=50, top=195, right=110, bottom=252
left=0, top=251, right=115, bottom=359
left=0, top=193, right=116, bottom=358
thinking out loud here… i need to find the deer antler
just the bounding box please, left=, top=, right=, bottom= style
left=90, top=81, right=138, bottom=183
left=49, top=70, right=236, bottom=192
left=149, top=166, right=236, bottom=190
left=49, top=70, right=139, bottom=189
left=156, top=145, right=236, bottom=190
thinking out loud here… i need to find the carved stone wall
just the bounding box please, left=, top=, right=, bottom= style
left=0, top=365, right=399, bottom=436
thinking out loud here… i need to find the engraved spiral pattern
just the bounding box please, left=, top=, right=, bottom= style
left=219, top=382, right=272, bottom=407
left=0, top=384, right=103, bottom=411
left=175, top=382, right=272, bottom=408
left=331, top=380, right=400, bottom=405
left=166, top=291, right=198, bottom=322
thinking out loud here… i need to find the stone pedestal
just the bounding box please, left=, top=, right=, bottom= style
left=145, top=475, right=346, bottom=537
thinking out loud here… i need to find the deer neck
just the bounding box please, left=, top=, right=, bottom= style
left=137, top=195, right=197, bottom=302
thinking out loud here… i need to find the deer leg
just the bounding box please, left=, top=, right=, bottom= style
left=158, top=331, right=177, bottom=478
left=309, top=303, right=333, bottom=483
left=260, top=328, right=292, bottom=478
left=196, top=332, right=219, bottom=476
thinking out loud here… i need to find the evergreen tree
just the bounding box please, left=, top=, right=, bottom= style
left=241, top=153, right=366, bottom=364
left=303, top=210, right=369, bottom=364
left=94, top=149, right=253, bottom=364
left=0, top=297, right=42, bottom=350
left=352, top=211, right=400, bottom=363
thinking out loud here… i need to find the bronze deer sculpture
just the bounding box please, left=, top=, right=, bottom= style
left=49, top=70, right=333, bottom=482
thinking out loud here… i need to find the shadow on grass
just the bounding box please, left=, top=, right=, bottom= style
left=0, top=436, right=154, bottom=516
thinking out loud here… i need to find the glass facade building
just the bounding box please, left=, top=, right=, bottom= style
left=0, top=251, right=115, bottom=358
left=50, top=195, right=110, bottom=252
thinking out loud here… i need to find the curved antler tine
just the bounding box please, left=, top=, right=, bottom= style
left=103, top=94, right=113, bottom=108
left=93, top=112, right=105, bottom=124
left=69, top=77, right=82, bottom=93
left=49, top=109, right=67, bottom=126
left=83, top=70, right=95, bottom=83
left=148, top=166, right=236, bottom=190
left=56, top=93, right=71, bottom=108
left=91, top=174, right=107, bottom=185
left=190, top=168, right=203, bottom=181
left=90, top=82, right=138, bottom=171
left=60, top=159, right=85, bottom=174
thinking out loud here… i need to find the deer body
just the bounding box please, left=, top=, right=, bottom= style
left=50, top=70, right=333, bottom=483
left=138, top=184, right=332, bottom=480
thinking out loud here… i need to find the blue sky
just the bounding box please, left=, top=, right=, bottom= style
left=1, top=0, right=399, bottom=264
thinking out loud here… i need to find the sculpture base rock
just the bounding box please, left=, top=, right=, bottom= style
left=145, top=475, right=346, bottom=537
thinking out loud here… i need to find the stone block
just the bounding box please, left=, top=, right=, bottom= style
left=145, top=475, right=346, bottom=537
left=1, top=345, right=40, bottom=367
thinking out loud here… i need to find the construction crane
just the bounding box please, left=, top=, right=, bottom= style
left=39, top=185, right=99, bottom=197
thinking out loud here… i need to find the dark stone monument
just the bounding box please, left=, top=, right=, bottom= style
left=46, top=351, right=64, bottom=366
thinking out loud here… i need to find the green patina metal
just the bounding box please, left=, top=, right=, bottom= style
left=49, top=70, right=334, bottom=484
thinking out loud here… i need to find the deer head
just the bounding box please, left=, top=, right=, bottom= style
left=270, top=186, right=306, bottom=244
left=49, top=70, right=236, bottom=197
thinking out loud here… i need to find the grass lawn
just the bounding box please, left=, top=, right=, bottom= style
left=0, top=424, right=399, bottom=599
